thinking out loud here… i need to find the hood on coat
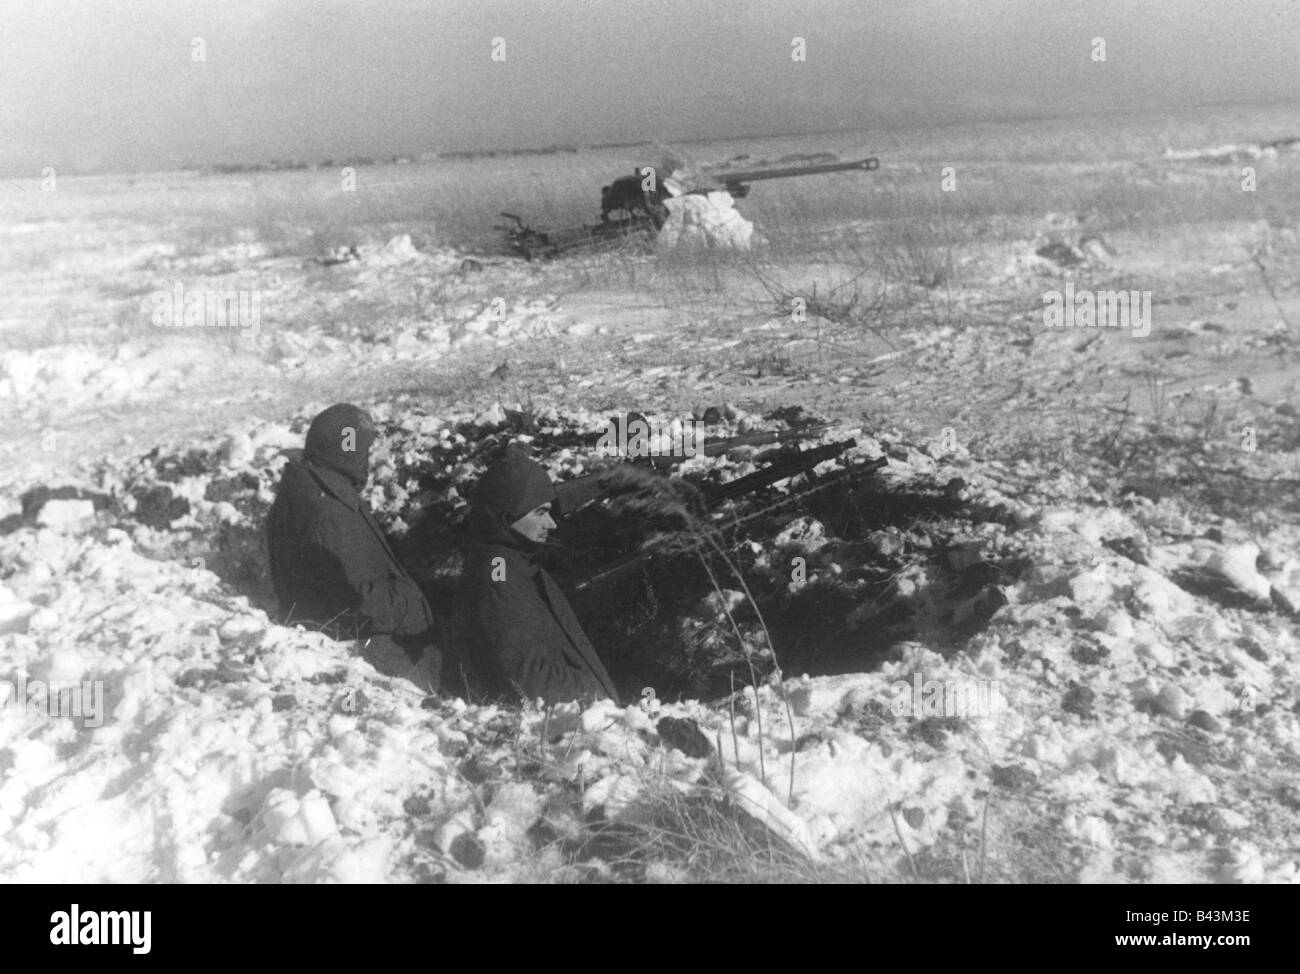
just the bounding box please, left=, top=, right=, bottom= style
left=467, top=454, right=558, bottom=552
left=470, top=454, right=556, bottom=522
left=303, top=403, right=377, bottom=488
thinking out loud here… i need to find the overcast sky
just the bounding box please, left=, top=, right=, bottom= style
left=2, top=0, right=1299, bottom=174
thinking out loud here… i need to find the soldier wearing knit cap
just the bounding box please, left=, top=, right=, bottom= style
left=267, top=403, right=438, bottom=688
left=456, top=452, right=618, bottom=705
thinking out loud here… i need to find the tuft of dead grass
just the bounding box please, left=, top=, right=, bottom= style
left=556, top=771, right=870, bottom=884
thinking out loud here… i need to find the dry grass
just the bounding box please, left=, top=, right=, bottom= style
left=513, top=719, right=1089, bottom=884
left=558, top=773, right=869, bottom=884
left=7, top=103, right=1298, bottom=363
left=7, top=102, right=1297, bottom=257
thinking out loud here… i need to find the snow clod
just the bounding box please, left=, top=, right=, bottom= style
left=36, top=499, right=96, bottom=530
left=1156, top=683, right=1190, bottom=720
left=1204, top=543, right=1272, bottom=603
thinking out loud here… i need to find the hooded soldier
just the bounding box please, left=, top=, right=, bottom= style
left=267, top=403, right=436, bottom=685
left=456, top=453, right=618, bottom=705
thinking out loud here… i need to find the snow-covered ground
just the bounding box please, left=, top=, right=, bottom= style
left=2, top=400, right=1298, bottom=883
left=3, top=110, right=1299, bottom=883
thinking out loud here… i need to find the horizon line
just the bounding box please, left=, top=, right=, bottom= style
left=3, top=95, right=1297, bottom=182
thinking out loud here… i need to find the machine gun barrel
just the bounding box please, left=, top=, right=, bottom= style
left=554, top=422, right=840, bottom=513
left=703, top=438, right=857, bottom=504
left=571, top=445, right=884, bottom=593
left=641, top=420, right=840, bottom=469
left=698, top=421, right=837, bottom=458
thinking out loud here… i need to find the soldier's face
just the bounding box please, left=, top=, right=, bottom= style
left=509, top=503, right=556, bottom=544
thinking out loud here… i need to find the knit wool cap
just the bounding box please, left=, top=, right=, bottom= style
left=472, top=454, right=556, bottom=522
left=303, top=403, right=377, bottom=487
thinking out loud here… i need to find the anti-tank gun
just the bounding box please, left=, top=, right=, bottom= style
left=498, top=155, right=880, bottom=260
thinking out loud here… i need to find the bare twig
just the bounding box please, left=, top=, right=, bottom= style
left=728, top=670, right=741, bottom=770
left=979, top=791, right=991, bottom=884
left=698, top=551, right=767, bottom=786
left=701, top=533, right=799, bottom=805
left=1252, top=251, right=1294, bottom=332
left=888, top=801, right=919, bottom=880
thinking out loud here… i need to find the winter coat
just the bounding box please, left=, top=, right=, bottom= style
left=457, top=514, right=618, bottom=706
left=267, top=458, right=433, bottom=662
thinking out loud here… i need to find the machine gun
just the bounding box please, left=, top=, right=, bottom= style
left=555, top=439, right=889, bottom=593
left=553, top=420, right=840, bottom=514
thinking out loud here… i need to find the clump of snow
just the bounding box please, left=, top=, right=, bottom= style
left=658, top=192, right=756, bottom=251
left=1203, top=542, right=1272, bottom=603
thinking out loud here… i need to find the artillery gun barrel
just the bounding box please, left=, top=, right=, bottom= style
left=713, top=157, right=879, bottom=188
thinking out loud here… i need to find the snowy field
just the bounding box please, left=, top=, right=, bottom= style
left=2, top=105, right=1299, bottom=883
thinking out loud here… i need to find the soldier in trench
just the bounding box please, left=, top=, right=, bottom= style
left=266, top=403, right=440, bottom=690
left=454, top=453, right=619, bottom=705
